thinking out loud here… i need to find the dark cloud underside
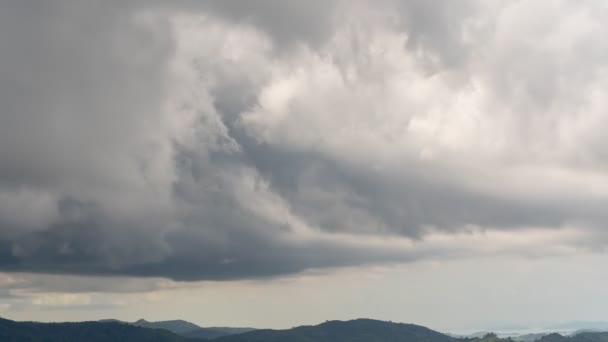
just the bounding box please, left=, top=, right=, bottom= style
left=1, top=0, right=608, bottom=281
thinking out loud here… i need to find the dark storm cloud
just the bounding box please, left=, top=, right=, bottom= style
left=0, top=0, right=177, bottom=275
left=1, top=0, right=608, bottom=284
left=0, top=0, right=172, bottom=184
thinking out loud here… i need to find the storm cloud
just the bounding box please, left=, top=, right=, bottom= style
left=1, top=0, right=608, bottom=282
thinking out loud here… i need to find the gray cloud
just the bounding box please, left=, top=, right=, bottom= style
left=180, top=0, right=339, bottom=49
left=1, top=0, right=608, bottom=283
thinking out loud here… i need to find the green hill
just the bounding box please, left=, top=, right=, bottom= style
left=183, top=327, right=257, bottom=339
left=0, top=317, right=200, bottom=342
left=217, top=318, right=456, bottom=342
left=546, top=332, right=608, bottom=342
left=128, top=318, right=255, bottom=339
left=133, top=319, right=205, bottom=335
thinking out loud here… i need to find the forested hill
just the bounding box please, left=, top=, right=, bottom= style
left=539, top=332, right=608, bottom=342
left=464, top=332, right=608, bottom=342
left=3, top=316, right=608, bottom=342
left=0, top=317, right=198, bottom=342
left=217, top=318, right=456, bottom=342
left=131, top=319, right=255, bottom=339
left=0, top=317, right=458, bottom=342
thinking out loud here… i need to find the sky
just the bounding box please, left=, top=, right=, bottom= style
left=1, top=0, right=608, bottom=333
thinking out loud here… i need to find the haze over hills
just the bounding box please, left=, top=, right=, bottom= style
left=132, top=319, right=256, bottom=339
left=461, top=321, right=608, bottom=340
left=99, top=318, right=256, bottom=339
left=133, top=319, right=203, bottom=335
left=545, top=322, right=608, bottom=333
left=3, top=317, right=608, bottom=342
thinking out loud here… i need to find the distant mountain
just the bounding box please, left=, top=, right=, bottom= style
left=132, top=318, right=256, bottom=339
left=512, top=333, right=552, bottom=342
left=182, top=327, right=257, bottom=339
left=0, top=317, right=197, bottom=342
left=468, top=331, right=608, bottom=342
left=537, top=333, right=569, bottom=342
left=465, top=332, right=501, bottom=339
left=134, top=319, right=204, bottom=335
left=546, top=322, right=608, bottom=333
left=545, top=332, right=608, bottom=342
left=217, top=318, right=456, bottom=342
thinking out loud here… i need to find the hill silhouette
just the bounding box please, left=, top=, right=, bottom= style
left=0, top=317, right=196, bottom=342
left=217, top=318, right=456, bottom=342
left=132, top=318, right=255, bottom=339
left=4, top=316, right=608, bottom=342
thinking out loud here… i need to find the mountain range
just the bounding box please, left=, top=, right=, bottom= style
left=99, top=318, right=256, bottom=339
left=2, top=316, right=608, bottom=342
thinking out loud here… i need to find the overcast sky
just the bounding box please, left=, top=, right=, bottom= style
left=1, top=0, right=608, bottom=332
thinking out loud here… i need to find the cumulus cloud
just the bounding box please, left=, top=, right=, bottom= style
left=0, top=0, right=607, bottom=283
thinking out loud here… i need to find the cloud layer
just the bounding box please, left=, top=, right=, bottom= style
left=1, top=0, right=608, bottom=281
